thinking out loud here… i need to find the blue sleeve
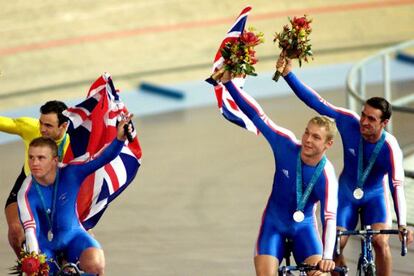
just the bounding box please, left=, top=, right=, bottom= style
left=284, top=72, right=342, bottom=120
left=73, top=138, right=124, bottom=183
left=223, top=81, right=289, bottom=146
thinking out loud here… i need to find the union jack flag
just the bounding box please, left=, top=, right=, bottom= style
left=63, top=73, right=142, bottom=230
left=208, top=6, right=261, bottom=135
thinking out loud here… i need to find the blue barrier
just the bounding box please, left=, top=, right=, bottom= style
left=396, top=51, right=414, bottom=64
left=139, top=82, right=184, bottom=100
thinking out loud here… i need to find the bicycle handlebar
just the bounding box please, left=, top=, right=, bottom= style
left=55, top=262, right=82, bottom=276
left=55, top=262, right=99, bottom=275
left=337, top=229, right=399, bottom=235
left=279, top=263, right=348, bottom=274
left=336, top=228, right=407, bottom=256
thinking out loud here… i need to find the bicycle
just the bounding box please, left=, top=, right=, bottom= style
left=278, top=238, right=349, bottom=276
left=53, top=253, right=97, bottom=276
left=336, top=226, right=408, bottom=276
left=279, top=263, right=349, bottom=276
left=54, top=262, right=97, bottom=276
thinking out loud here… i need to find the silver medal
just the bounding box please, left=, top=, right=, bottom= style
left=353, top=188, right=364, bottom=200
left=293, top=210, right=305, bottom=222
left=48, top=230, right=53, bottom=242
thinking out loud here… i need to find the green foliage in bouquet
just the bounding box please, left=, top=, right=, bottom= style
left=221, top=27, right=264, bottom=77
left=274, top=15, right=313, bottom=66
left=10, top=250, right=50, bottom=276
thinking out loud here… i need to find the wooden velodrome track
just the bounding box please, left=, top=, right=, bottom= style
left=1, top=1, right=414, bottom=275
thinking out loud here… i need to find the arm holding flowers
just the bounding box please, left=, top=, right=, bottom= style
left=12, top=183, right=50, bottom=275
left=206, top=27, right=264, bottom=85
left=17, top=177, right=40, bottom=254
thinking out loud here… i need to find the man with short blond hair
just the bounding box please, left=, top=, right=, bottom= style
left=215, top=70, right=339, bottom=275
left=18, top=116, right=131, bottom=275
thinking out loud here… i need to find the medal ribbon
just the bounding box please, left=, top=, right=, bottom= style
left=33, top=170, right=59, bottom=237
left=356, top=131, right=385, bottom=190
left=296, top=151, right=326, bottom=211
left=57, top=133, right=67, bottom=162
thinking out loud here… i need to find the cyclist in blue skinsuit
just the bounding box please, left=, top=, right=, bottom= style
left=218, top=71, right=339, bottom=275
left=277, top=56, right=413, bottom=275
left=17, top=116, right=132, bottom=275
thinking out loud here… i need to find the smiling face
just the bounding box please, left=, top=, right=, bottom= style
left=39, top=113, right=67, bottom=141
left=301, top=121, right=334, bottom=164
left=359, top=104, right=388, bottom=143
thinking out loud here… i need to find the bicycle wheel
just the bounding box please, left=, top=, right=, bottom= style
left=364, top=264, right=376, bottom=276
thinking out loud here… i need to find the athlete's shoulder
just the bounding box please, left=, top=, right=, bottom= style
left=323, top=159, right=338, bottom=182
left=17, top=175, right=34, bottom=203
left=334, top=106, right=360, bottom=120
left=384, top=131, right=402, bottom=150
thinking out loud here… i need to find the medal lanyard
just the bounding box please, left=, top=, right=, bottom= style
left=296, top=151, right=326, bottom=211
left=57, top=133, right=67, bottom=162
left=357, top=131, right=385, bottom=190
left=34, top=170, right=59, bottom=233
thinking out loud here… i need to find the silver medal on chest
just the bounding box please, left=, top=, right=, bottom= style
left=48, top=230, right=54, bottom=242
left=353, top=188, right=364, bottom=200
left=293, top=210, right=305, bottom=222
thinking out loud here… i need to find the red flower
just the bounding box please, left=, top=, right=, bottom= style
left=39, top=263, right=50, bottom=275
left=292, top=16, right=310, bottom=29
left=241, top=31, right=261, bottom=46
left=219, top=26, right=264, bottom=77
left=21, top=256, right=40, bottom=274
left=273, top=14, right=313, bottom=64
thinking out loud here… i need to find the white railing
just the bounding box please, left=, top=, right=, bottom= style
left=346, top=39, right=414, bottom=134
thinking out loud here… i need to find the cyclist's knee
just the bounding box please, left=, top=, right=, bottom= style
left=81, top=259, right=105, bottom=275
left=372, top=235, right=390, bottom=254
left=254, top=255, right=277, bottom=276
left=336, top=229, right=349, bottom=252
left=79, top=248, right=105, bottom=274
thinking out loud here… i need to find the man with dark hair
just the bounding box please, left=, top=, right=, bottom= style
left=365, top=97, right=392, bottom=120
left=1, top=100, right=70, bottom=255
left=277, top=57, right=413, bottom=275
left=18, top=117, right=132, bottom=275
left=39, top=100, right=69, bottom=138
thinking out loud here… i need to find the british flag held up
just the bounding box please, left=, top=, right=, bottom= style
left=206, top=6, right=262, bottom=135
left=63, top=73, right=142, bottom=230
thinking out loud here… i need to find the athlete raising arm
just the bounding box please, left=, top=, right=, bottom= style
left=1, top=101, right=69, bottom=256
left=277, top=57, right=413, bottom=276
left=18, top=115, right=132, bottom=275
left=218, top=70, right=339, bottom=275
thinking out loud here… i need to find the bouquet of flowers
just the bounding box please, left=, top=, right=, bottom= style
left=206, top=27, right=264, bottom=85
left=10, top=250, right=50, bottom=276
left=273, top=15, right=313, bottom=81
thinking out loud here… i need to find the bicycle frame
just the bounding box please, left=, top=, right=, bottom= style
left=357, top=227, right=375, bottom=276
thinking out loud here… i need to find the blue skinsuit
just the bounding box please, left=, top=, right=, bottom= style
left=223, top=81, right=338, bottom=262
left=18, top=138, right=124, bottom=272
left=284, top=72, right=406, bottom=229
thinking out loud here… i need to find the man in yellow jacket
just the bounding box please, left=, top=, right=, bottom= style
left=1, top=100, right=70, bottom=255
